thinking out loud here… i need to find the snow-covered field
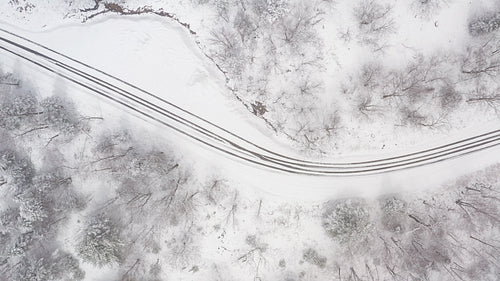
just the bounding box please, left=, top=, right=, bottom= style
left=0, top=0, right=499, bottom=280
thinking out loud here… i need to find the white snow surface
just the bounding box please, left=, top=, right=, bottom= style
left=0, top=16, right=499, bottom=201
left=13, top=17, right=298, bottom=158
left=0, top=2, right=499, bottom=281
left=1, top=0, right=500, bottom=156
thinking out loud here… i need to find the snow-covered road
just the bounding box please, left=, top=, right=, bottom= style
left=1, top=26, right=499, bottom=177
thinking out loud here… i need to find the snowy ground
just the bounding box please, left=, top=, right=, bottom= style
left=0, top=1, right=499, bottom=280
left=1, top=0, right=499, bottom=157
left=2, top=18, right=499, bottom=200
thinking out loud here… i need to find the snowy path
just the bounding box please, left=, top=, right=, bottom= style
left=1, top=27, right=499, bottom=177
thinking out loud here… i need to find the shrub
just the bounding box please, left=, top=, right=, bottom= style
left=322, top=198, right=370, bottom=243
left=302, top=248, right=327, bottom=268
left=469, top=12, right=500, bottom=36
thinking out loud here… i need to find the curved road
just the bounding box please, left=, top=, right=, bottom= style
left=0, top=28, right=499, bottom=176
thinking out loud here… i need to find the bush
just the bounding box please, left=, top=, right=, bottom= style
left=302, top=248, right=327, bottom=268
left=469, top=12, right=500, bottom=36
left=322, top=198, right=370, bottom=243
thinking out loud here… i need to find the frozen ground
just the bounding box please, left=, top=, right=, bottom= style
left=0, top=0, right=499, bottom=280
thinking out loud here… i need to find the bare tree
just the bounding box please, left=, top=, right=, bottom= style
left=119, top=257, right=162, bottom=281
left=465, top=84, right=500, bottom=113
left=411, top=0, right=450, bottom=19
left=461, top=35, right=500, bottom=113
left=166, top=226, right=200, bottom=267
left=238, top=234, right=268, bottom=267
left=233, top=9, right=258, bottom=44
left=382, top=55, right=446, bottom=101
left=321, top=111, right=341, bottom=138
left=344, top=62, right=385, bottom=118
left=399, top=106, right=447, bottom=128
left=353, top=0, right=395, bottom=47
left=357, top=95, right=380, bottom=117
left=208, top=26, right=245, bottom=76
left=461, top=35, right=500, bottom=78
left=279, top=3, right=323, bottom=48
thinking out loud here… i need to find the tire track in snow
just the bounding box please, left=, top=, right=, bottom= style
left=0, top=28, right=499, bottom=176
